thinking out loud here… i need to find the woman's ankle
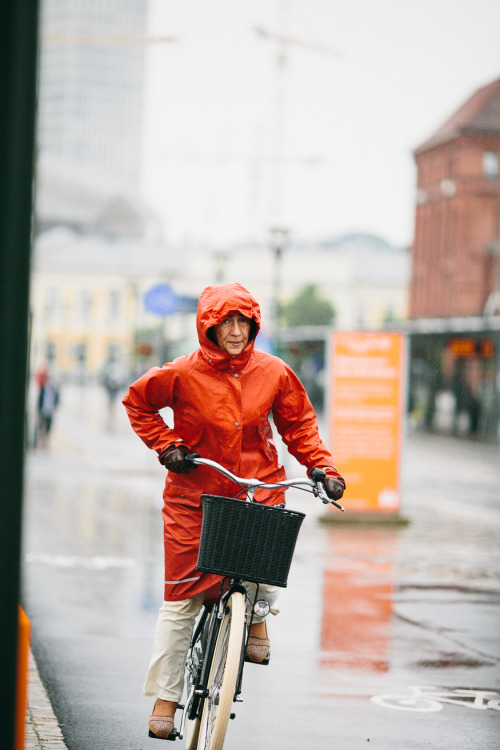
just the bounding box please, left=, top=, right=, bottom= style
left=249, top=620, right=267, bottom=639
left=153, top=699, right=178, bottom=717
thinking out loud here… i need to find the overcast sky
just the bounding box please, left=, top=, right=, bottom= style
left=141, top=0, right=500, bottom=250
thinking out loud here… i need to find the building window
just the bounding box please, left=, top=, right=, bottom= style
left=44, top=287, right=60, bottom=320
left=483, top=151, right=498, bottom=179
left=75, top=342, right=87, bottom=365
left=46, top=341, right=57, bottom=363
left=78, top=289, right=92, bottom=322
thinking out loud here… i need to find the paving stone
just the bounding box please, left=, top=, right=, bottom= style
left=25, top=650, right=68, bottom=750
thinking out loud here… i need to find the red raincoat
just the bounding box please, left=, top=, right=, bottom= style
left=123, top=283, right=343, bottom=600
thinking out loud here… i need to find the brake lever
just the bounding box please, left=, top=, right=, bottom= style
left=310, top=467, right=345, bottom=512
left=328, top=497, right=345, bottom=511
left=316, top=485, right=345, bottom=511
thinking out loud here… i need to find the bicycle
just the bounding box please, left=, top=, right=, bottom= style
left=150, top=453, right=344, bottom=749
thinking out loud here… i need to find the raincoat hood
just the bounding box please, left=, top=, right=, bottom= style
left=196, top=283, right=261, bottom=369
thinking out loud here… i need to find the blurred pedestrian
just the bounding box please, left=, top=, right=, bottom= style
left=37, top=374, right=59, bottom=448
left=101, top=357, right=126, bottom=428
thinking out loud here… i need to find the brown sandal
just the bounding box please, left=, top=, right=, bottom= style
left=148, top=715, right=174, bottom=739
left=246, top=635, right=271, bottom=663
left=246, top=622, right=271, bottom=663
left=148, top=702, right=175, bottom=739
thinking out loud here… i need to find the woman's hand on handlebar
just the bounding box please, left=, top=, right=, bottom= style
left=160, top=445, right=195, bottom=474
left=324, top=476, right=345, bottom=502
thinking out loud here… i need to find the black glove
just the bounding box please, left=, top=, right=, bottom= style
left=160, top=445, right=192, bottom=474
left=324, top=477, right=345, bottom=501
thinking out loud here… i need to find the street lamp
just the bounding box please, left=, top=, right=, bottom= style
left=270, top=226, right=289, bottom=350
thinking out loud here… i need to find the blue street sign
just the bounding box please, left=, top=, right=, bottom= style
left=144, top=284, right=178, bottom=316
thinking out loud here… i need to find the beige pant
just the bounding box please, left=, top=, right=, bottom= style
left=143, top=582, right=280, bottom=702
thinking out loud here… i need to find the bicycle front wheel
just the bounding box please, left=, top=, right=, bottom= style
left=197, top=591, right=246, bottom=750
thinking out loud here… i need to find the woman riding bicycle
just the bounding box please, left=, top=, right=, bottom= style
left=123, top=282, right=345, bottom=739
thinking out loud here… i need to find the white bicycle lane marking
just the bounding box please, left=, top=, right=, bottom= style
left=371, top=686, right=500, bottom=712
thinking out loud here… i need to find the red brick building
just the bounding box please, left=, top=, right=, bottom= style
left=405, top=78, right=500, bottom=440
left=410, top=77, right=500, bottom=318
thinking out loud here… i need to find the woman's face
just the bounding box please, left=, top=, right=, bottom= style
left=213, top=314, right=252, bottom=355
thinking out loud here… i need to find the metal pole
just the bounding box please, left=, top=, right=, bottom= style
left=270, top=227, right=288, bottom=353
left=0, top=1, right=39, bottom=746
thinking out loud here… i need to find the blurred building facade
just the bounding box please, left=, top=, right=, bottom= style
left=38, top=0, right=148, bottom=185
left=32, top=220, right=409, bottom=381
left=30, top=252, right=172, bottom=380
left=407, top=76, right=500, bottom=440
left=165, top=233, right=409, bottom=410
left=177, top=232, right=409, bottom=336
left=410, top=76, right=500, bottom=318
left=31, top=0, right=164, bottom=384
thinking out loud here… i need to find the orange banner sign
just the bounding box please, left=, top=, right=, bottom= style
left=328, top=331, right=406, bottom=513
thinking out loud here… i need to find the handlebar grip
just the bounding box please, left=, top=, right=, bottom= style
left=310, top=467, right=326, bottom=483
left=185, top=452, right=201, bottom=468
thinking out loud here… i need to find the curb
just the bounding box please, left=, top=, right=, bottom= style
left=26, top=650, right=68, bottom=750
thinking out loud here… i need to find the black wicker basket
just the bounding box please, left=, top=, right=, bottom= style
left=196, top=494, right=305, bottom=587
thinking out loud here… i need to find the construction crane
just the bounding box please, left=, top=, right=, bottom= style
left=255, top=25, right=341, bottom=60
left=254, top=20, right=342, bottom=215
left=255, top=18, right=342, bottom=343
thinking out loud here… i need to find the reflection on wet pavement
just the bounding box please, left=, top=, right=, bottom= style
left=320, top=527, right=397, bottom=673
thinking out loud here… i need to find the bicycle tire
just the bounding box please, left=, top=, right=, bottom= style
left=185, top=716, right=200, bottom=750
left=184, top=608, right=213, bottom=750
left=197, top=591, right=246, bottom=750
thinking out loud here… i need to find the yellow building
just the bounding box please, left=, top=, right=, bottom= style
left=31, top=158, right=177, bottom=380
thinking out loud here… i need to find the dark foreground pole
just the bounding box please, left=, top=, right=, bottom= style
left=0, top=1, right=39, bottom=747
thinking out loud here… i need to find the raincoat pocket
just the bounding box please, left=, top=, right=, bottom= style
left=163, top=480, right=202, bottom=508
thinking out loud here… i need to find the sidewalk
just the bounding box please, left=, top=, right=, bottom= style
left=26, top=650, right=67, bottom=750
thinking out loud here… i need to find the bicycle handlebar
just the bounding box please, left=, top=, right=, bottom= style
left=185, top=453, right=344, bottom=511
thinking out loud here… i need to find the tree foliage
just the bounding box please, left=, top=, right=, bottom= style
left=281, top=284, right=335, bottom=327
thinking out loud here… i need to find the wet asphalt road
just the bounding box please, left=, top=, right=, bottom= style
left=22, top=384, right=500, bottom=749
